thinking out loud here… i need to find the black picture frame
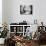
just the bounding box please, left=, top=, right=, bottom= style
left=20, top=5, right=33, bottom=15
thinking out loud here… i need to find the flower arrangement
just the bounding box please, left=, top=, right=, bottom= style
left=0, top=22, right=9, bottom=38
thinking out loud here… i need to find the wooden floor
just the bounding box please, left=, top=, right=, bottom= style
left=40, top=45, right=46, bottom=46
left=0, top=44, right=46, bottom=46
left=0, top=44, right=4, bottom=46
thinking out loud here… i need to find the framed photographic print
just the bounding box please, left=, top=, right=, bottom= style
left=20, top=5, right=33, bottom=15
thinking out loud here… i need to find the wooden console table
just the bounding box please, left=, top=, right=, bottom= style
left=9, top=25, right=30, bottom=37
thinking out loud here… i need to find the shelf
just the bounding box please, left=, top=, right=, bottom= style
left=10, top=32, right=23, bottom=33
left=9, top=25, right=31, bottom=26
left=10, top=32, right=15, bottom=33
left=9, top=25, right=31, bottom=36
left=16, top=32, right=23, bottom=33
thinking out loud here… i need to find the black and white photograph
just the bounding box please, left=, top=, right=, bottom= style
left=20, top=5, right=33, bottom=15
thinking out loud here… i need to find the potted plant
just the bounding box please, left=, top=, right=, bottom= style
left=0, top=23, right=9, bottom=44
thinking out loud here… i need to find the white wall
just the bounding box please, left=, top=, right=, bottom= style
left=2, top=0, right=46, bottom=26
left=2, top=0, right=8, bottom=24
left=0, top=0, right=2, bottom=27
left=8, top=0, right=40, bottom=24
